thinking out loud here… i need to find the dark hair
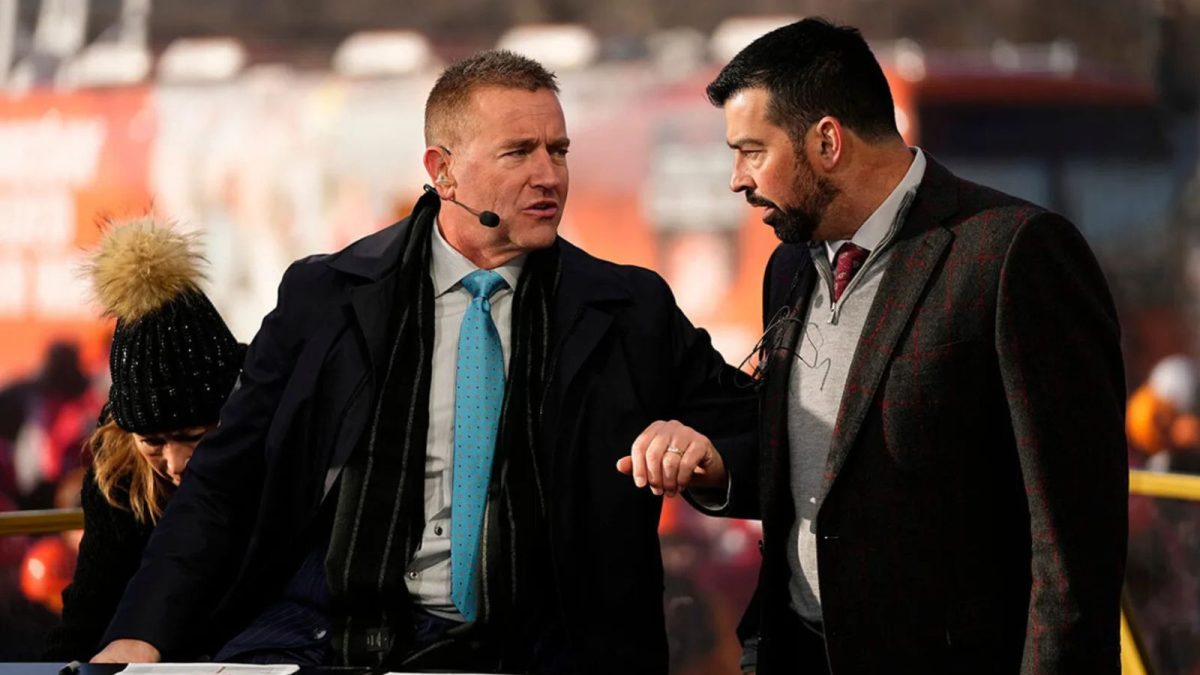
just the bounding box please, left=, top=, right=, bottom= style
left=425, top=49, right=559, bottom=146
left=706, top=18, right=898, bottom=142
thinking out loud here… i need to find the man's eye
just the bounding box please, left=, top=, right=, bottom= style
left=551, top=147, right=569, bottom=157
left=506, top=148, right=530, bottom=157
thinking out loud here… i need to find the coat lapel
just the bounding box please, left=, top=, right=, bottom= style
left=349, top=276, right=401, bottom=375
left=554, top=307, right=613, bottom=398
left=760, top=253, right=816, bottom=519
left=818, top=159, right=959, bottom=509
left=540, top=240, right=627, bottom=488
left=546, top=240, right=628, bottom=400
left=315, top=191, right=438, bottom=499
left=333, top=190, right=439, bottom=374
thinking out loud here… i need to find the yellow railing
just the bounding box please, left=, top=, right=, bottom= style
left=1118, top=469, right=1200, bottom=675
left=1122, top=593, right=1152, bottom=675
left=1129, top=469, right=1200, bottom=501
left=0, top=508, right=82, bottom=536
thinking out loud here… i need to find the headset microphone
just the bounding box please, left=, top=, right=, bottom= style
left=423, top=184, right=500, bottom=228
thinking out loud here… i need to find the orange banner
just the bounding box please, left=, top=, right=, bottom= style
left=0, top=88, right=155, bottom=382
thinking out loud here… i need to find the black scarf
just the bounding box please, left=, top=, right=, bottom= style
left=324, top=195, right=560, bottom=668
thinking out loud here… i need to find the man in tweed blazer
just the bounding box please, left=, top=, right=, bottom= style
left=623, top=18, right=1128, bottom=675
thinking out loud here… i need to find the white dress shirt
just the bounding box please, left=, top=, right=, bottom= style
left=403, top=219, right=525, bottom=620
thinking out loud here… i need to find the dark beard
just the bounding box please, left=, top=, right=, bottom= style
left=746, top=153, right=839, bottom=244
left=764, top=204, right=819, bottom=244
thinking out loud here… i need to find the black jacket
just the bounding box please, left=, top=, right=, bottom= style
left=101, top=193, right=756, bottom=674
left=44, top=470, right=153, bottom=661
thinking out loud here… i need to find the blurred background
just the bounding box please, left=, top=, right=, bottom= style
left=0, top=0, right=1198, bottom=671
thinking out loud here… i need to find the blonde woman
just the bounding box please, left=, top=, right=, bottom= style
left=44, top=218, right=243, bottom=660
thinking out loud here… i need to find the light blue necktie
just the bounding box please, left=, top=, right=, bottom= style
left=450, top=269, right=507, bottom=622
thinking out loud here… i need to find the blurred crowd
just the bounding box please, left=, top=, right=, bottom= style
left=1127, top=355, right=1200, bottom=673
left=0, top=342, right=105, bottom=658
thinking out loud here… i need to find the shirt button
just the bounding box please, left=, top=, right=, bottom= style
left=407, top=571, right=418, bottom=580
left=434, top=526, right=444, bottom=536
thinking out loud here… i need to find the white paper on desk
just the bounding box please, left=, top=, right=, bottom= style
left=119, top=665, right=299, bottom=675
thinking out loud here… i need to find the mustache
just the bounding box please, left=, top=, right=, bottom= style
left=744, top=191, right=779, bottom=210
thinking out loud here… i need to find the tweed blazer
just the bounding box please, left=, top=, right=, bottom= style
left=722, top=157, right=1128, bottom=674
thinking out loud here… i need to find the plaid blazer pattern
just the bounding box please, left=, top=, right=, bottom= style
left=730, top=157, right=1128, bottom=674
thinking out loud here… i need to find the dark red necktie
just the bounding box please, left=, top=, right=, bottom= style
left=833, top=243, right=870, bottom=302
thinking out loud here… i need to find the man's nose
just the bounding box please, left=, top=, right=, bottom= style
left=530, top=148, right=563, bottom=190
left=730, top=160, right=754, bottom=194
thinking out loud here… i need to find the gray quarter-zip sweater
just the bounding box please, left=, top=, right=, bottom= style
left=786, top=150, right=926, bottom=625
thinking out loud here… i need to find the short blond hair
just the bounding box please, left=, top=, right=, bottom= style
left=424, top=49, right=559, bottom=147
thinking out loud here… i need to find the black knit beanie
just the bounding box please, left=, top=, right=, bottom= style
left=107, top=289, right=243, bottom=434
left=86, top=217, right=244, bottom=435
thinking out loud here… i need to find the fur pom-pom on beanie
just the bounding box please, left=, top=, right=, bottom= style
left=84, top=216, right=243, bottom=434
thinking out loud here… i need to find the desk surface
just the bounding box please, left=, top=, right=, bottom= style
left=0, top=666, right=487, bottom=674
left=1, top=662, right=374, bottom=667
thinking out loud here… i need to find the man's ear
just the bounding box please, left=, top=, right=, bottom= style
left=423, top=146, right=454, bottom=193
left=813, top=116, right=844, bottom=170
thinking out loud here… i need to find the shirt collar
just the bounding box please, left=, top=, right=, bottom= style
left=824, top=147, right=927, bottom=263
left=430, top=217, right=526, bottom=297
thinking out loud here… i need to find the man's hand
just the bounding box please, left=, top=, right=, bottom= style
left=92, top=639, right=161, bottom=664
left=617, top=420, right=728, bottom=497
